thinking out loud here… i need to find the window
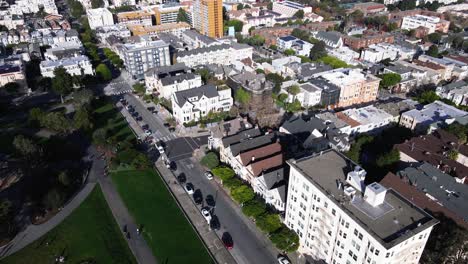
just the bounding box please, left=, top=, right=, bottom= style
left=332, top=209, right=336, bottom=216
left=345, top=222, right=349, bottom=228
left=324, top=202, right=328, bottom=208
left=386, top=252, right=390, bottom=258
left=375, top=249, right=380, bottom=256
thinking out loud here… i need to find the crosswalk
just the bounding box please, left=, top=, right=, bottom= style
left=152, top=131, right=177, bottom=143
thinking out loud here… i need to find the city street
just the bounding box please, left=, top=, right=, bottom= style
left=119, top=93, right=280, bottom=264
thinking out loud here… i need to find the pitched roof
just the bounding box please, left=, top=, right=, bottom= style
left=161, top=72, right=198, bottom=86
left=229, top=133, right=276, bottom=156
left=281, top=115, right=327, bottom=135
left=239, top=142, right=282, bottom=166
left=249, top=153, right=283, bottom=177
left=261, top=166, right=285, bottom=190
left=173, top=84, right=218, bottom=107
left=222, top=128, right=262, bottom=148
left=315, top=31, right=342, bottom=45
left=381, top=172, right=468, bottom=229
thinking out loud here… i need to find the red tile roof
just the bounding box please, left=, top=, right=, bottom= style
left=336, top=112, right=361, bottom=128
left=249, top=153, right=283, bottom=177
left=381, top=172, right=468, bottom=229
left=239, top=142, right=282, bottom=166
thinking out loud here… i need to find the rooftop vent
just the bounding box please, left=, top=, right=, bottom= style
left=364, top=182, right=387, bottom=207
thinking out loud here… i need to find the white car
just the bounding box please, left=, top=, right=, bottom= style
left=184, top=183, right=194, bottom=194
left=277, top=256, right=291, bottom=264
left=156, top=144, right=164, bottom=154
left=201, top=208, right=212, bottom=224
left=144, top=130, right=152, bottom=136
left=204, top=171, right=213, bottom=180
left=125, top=105, right=132, bottom=110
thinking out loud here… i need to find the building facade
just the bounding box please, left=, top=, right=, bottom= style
left=40, top=55, right=93, bottom=78
left=192, top=0, right=223, bottom=38
left=87, top=8, right=114, bottom=30
left=401, top=15, right=450, bottom=34
left=117, top=11, right=153, bottom=27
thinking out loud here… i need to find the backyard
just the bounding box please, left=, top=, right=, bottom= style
left=111, top=169, right=214, bottom=264
left=3, top=186, right=136, bottom=264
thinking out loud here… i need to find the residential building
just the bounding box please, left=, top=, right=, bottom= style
left=251, top=26, right=295, bottom=46
left=335, top=105, right=395, bottom=135
left=399, top=101, right=468, bottom=132
left=343, top=31, right=394, bottom=50
left=277, top=36, right=313, bottom=57
left=374, top=99, right=418, bottom=123
left=154, top=2, right=184, bottom=25
left=180, top=30, right=220, bottom=49
left=382, top=165, right=468, bottom=229
left=361, top=43, right=414, bottom=63
left=111, top=0, right=136, bottom=7
left=327, top=46, right=360, bottom=66
left=120, top=38, right=171, bottom=79
left=40, top=55, right=93, bottom=78
left=347, top=2, right=386, bottom=16
left=285, top=150, right=437, bottom=263
left=313, top=68, right=380, bottom=108
left=436, top=81, right=468, bottom=106
left=176, top=42, right=252, bottom=67
left=219, top=127, right=264, bottom=164
left=253, top=167, right=286, bottom=211
left=401, top=15, right=450, bottom=34
left=95, top=24, right=131, bottom=41
left=117, top=11, right=153, bottom=27
left=129, top=22, right=190, bottom=37
left=0, top=62, right=25, bottom=87
left=192, top=0, right=223, bottom=38
left=417, top=55, right=456, bottom=81
left=309, top=78, right=341, bottom=108
left=393, top=60, right=440, bottom=86
left=272, top=1, right=312, bottom=17
left=208, top=117, right=252, bottom=150
left=144, top=63, right=202, bottom=98
left=44, top=41, right=84, bottom=60
left=313, top=31, right=343, bottom=49
left=87, top=8, right=114, bottom=30
left=171, top=84, right=233, bottom=123
left=285, top=82, right=322, bottom=108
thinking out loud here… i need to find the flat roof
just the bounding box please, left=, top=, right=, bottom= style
left=289, top=150, right=437, bottom=249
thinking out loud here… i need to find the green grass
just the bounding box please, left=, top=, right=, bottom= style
left=93, top=99, right=136, bottom=143
left=4, top=186, right=136, bottom=264
left=317, top=55, right=350, bottom=69
left=111, top=169, right=214, bottom=264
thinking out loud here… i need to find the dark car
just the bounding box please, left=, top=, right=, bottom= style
left=136, top=116, right=143, bottom=121
left=168, top=127, right=175, bottom=132
left=193, top=189, right=203, bottom=205
left=205, top=195, right=215, bottom=207
left=128, top=108, right=135, bottom=113
left=163, top=123, right=170, bottom=127
left=147, top=106, right=155, bottom=111
left=132, top=112, right=139, bottom=117
left=141, top=124, right=149, bottom=130
left=210, top=215, right=220, bottom=231
left=222, top=232, right=233, bottom=250
left=169, top=161, right=177, bottom=171
left=177, top=173, right=186, bottom=184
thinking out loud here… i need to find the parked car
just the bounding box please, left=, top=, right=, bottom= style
left=136, top=116, right=143, bottom=121
left=156, top=143, right=164, bottom=154
left=277, top=256, right=291, bottom=264
left=131, top=112, right=139, bottom=117
left=201, top=207, right=212, bottom=223
left=204, top=171, right=213, bottom=180
left=210, top=215, right=220, bottom=231
left=184, top=183, right=194, bottom=194
left=222, top=232, right=233, bottom=250
left=163, top=123, right=170, bottom=127
left=128, top=108, right=135, bottom=113
left=126, top=105, right=133, bottom=111
left=205, top=195, right=215, bottom=207
left=177, top=173, right=186, bottom=184
left=141, top=124, right=149, bottom=130
left=144, top=130, right=152, bottom=136
left=193, top=189, right=203, bottom=205
left=168, top=127, right=175, bottom=132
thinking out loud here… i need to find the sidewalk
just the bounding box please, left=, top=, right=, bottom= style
left=155, top=159, right=236, bottom=264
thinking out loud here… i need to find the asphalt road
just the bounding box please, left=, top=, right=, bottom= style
left=175, top=159, right=279, bottom=264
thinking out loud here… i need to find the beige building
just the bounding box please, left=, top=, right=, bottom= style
left=193, top=0, right=223, bottom=38
left=313, top=68, right=380, bottom=108
left=117, top=11, right=153, bottom=27
left=128, top=22, right=190, bottom=37
left=0, top=63, right=25, bottom=88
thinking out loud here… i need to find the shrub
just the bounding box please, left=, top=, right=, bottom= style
left=200, top=152, right=219, bottom=169
left=231, top=185, right=255, bottom=204
left=255, top=213, right=282, bottom=233
left=223, top=177, right=243, bottom=191
left=242, top=199, right=266, bottom=218
left=212, top=166, right=235, bottom=181
left=270, top=226, right=300, bottom=252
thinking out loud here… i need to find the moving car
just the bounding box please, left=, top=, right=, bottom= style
left=204, top=171, right=213, bottom=180
left=156, top=143, right=164, bottom=154
left=222, top=232, right=233, bottom=250
left=201, top=207, right=212, bottom=223
left=277, top=256, right=291, bottom=264
left=184, top=183, right=194, bottom=194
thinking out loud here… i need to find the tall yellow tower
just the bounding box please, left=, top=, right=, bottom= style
left=193, top=0, right=224, bottom=38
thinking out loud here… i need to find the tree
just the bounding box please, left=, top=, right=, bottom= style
left=226, top=19, right=244, bottom=33
left=0, top=199, right=14, bottom=238
left=237, top=3, right=244, bottom=10
left=52, top=67, right=73, bottom=103
left=284, top=49, right=295, bottom=56
left=378, top=73, right=402, bottom=89
left=287, top=85, right=301, bottom=100
left=13, top=135, right=40, bottom=158
left=428, top=32, right=442, bottom=44
left=242, top=199, right=266, bottom=218
left=427, top=45, right=439, bottom=58
left=387, top=22, right=398, bottom=32
left=177, top=8, right=190, bottom=23
left=43, top=188, right=65, bottom=210
left=133, top=83, right=146, bottom=94
left=346, top=135, right=374, bottom=163
left=397, top=0, right=416, bottom=11
left=196, top=68, right=212, bottom=83
left=309, top=41, right=327, bottom=61
left=417, top=90, right=440, bottom=104
left=294, top=10, right=304, bottom=19
left=4, top=82, right=20, bottom=94
left=445, top=122, right=467, bottom=144
left=68, top=0, right=85, bottom=18
left=376, top=149, right=400, bottom=168
left=91, top=0, right=104, bottom=8
left=270, top=226, right=300, bottom=252
left=72, top=89, right=93, bottom=108
left=73, top=108, right=93, bottom=130
left=269, top=45, right=277, bottom=50
left=92, top=128, right=107, bottom=145
left=40, top=112, right=72, bottom=134
left=132, top=153, right=151, bottom=169
left=447, top=150, right=459, bottom=160
left=201, top=152, right=219, bottom=169
left=96, top=63, right=112, bottom=81
left=255, top=213, right=282, bottom=233
left=267, top=2, right=273, bottom=10
left=349, top=10, right=364, bottom=21
left=231, top=185, right=255, bottom=204
left=212, top=166, right=235, bottom=181
left=29, top=107, right=45, bottom=125
left=223, top=177, right=243, bottom=190
left=58, top=171, right=71, bottom=186
left=235, top=88, right=251, bottom=107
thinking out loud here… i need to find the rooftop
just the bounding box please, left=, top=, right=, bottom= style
left=402, top=100, right=467, bottom=124
left=117, top=11, right=152, bottom=20
left=239, top=142, right=282, bottom=166
left=340, top=105, right=394, bottom=126
left=229, top=133, right=277, bottom=157
left=222, top=128, right=262, bottom=148
left=289, top=150, right=438, bottom=248
left=250, top=153, right=283, bottom=177
left=122, top=39, right=169, bottom=51
left=173, top=84, right=219, bottom=107
left=397, top=162, right=468, bottom=223
left=320, top=68, right=380, bottom=87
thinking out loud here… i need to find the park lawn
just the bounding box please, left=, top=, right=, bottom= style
left=4, top=186, right=136, bottom=264
left=112, top=169, right=214, bottom=264
left=93, top=99, right=135, bottom=143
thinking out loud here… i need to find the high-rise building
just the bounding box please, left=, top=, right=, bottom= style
left=285, top=150, right=438, bottom=264
left=192, top=0, right=223, bottom=38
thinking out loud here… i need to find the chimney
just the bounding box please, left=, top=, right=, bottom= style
left=251, top=156, right=255, bottom=162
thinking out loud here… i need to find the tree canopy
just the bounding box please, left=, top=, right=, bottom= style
left=428, top=32, right=442, bottom=44
left=309, top=41, right=327, bottom=61
left=231, top=185, right=255, bottom=204
left=96, top=64, right=112, bottom=81
left=201, top=152, right=219, bottom=169
left=235, top=88, right=251, bottom=106
left=212, top=166, right=235, bottom=181
left=427, top=45, right=439, bottom=58
left=378, top=73, right=402, bottom=89
left=255, top=213, right=282, bottom=233
left=241, top=199, right=266, bottom=218
left=177, top=8, right=190, bottom=23
left=270, top=226, right=300, bottom=252
left=225, top=19, right=244, bottom=33
left=51, top=67, right=73, bottom=102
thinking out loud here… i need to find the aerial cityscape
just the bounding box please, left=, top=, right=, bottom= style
left=0, top=0, right=467, bottom=263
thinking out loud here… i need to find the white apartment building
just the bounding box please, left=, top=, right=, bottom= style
left=120, top=39, right=171, bottom=79
left=401, top=15, right=444, bottom=34
left=111, top=0, right=136, bottom=7
left=285, top=82, right=322, bottom=108
left=9, top=0, right=58, bottom=15
left=176, top=42, right=253, bottom=67
left=338, top=105, right=395, bottom=135
left=286, top=150, right=438, bottom=264
left=171, top=84, right=233, bottom=123
left=272, top=1, right=312, bottom=17
left=144, top=63, right=203, bottom=98
left=95, top=24, right=131, bottom=41
left=40, top=55, right=94, bottom=78
left=87, top=8, right=114, bottom=30
left=277, top=36, right=313, bottom=57
left=436, top=81, right=468, bottom=106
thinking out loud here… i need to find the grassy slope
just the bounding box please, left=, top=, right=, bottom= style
left=4, top=186, right=136, bottom=264
left=112, top=169, right=214, bottom=264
